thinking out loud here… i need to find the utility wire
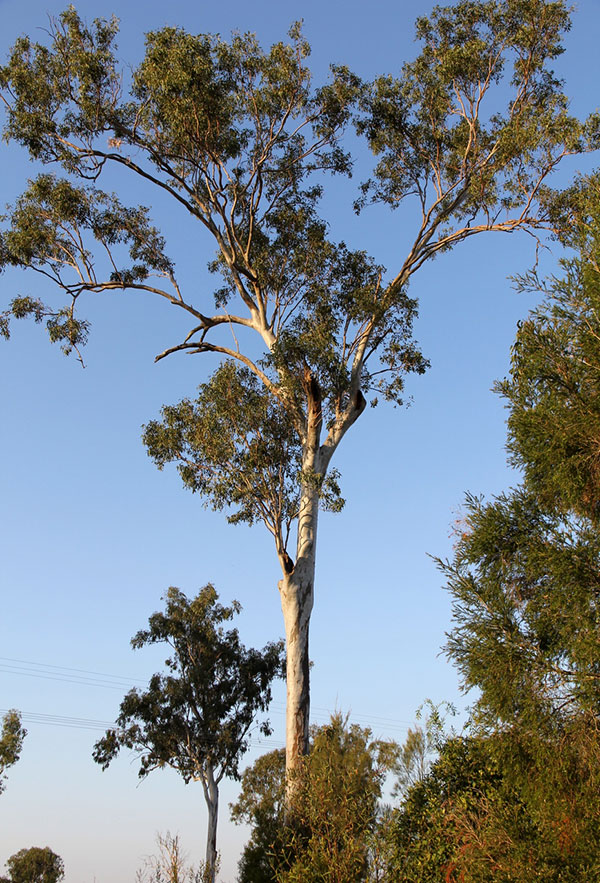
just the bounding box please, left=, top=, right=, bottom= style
left=0, top=707, right=287, bottom=748
left=1, top=655, right=415, bottom=736
left=0, top=709, right=116, bottom=731
left=0, top=656, right=147, bottom=690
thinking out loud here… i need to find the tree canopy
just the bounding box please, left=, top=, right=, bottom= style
left=2, top=847, right=64, bottom=883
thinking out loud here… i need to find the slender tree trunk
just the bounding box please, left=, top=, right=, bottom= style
left=279, top=365, right=366, bottom=792
left=278, top=373, right=365, bottom=785
left=204, top=765, right=219, bottom=883
left=279, top=369, right=322, bottom=779
left=279, top=486, right=318, bottom=773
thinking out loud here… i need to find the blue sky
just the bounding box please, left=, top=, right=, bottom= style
left=0, top=0, right=598, bottom=880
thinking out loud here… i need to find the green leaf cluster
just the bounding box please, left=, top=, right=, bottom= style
left=500, top=174, right=600, bottom=522
left=143, top=361, right=305, bottom=529
left=0, top=710, right=26, bottom=796
left=232, top=714, right=398, bottom=883
left=2, top=847, right=64, bottom=883
left=359, top=0, right=583, bottom=225
left=382, top=736, right=506, bottom=882
left=388, top=173, right=600, bottom=879
left=93, top=585, right=284, bottom=784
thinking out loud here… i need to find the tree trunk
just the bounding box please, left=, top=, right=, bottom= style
left=278, top=372, right=365, bottom=787
left=279, top=545, right=316, bottom=772
left=279, top=439, right=320, bottom=779
left=204, top=765, right=219, bottom=883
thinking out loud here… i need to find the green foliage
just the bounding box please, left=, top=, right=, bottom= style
left=280, top=715, right=398, bottom=883
left=230, top=748, right=287, bottom=883
left=392, top=700, right=454, bottom=799
left=441, top=174, right=600, bottom=732
left=0, top=710, right=26, bottom=796
left=143, top=361, right=303, bottom=532
left=401, top=173, right=600, bottom=880
left=3, top=847, right=64, bottom=883
left=3, top=173, right=173, bottom=279
left=231, top=714, right=398, bottom=883
left=499, top=173, right=600, bottom=522
left=382, top=735, right=504, bottom=882
left=143, top=361, right=345, bottom=537
left=443, top=489, right=600, bottom=730
left=359, top=0, right=588, bottom=223
left=93, top=585, right=284, bottom=784
left=384, top=726, right=600, bottom=882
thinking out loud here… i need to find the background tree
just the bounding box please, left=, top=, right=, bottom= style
left=1, top=847, right=64, bottom=883
left=230, top=748, right=287, bottom=883
left=391, top=700, right=453, bottom=800
left=93, top=585, right=284, bottom=883
left=231, top=714, right=398, bottom=883
left=0, top=710, right=26, bottom=796
left=134, top=832, right=208, bottom=883
left=0, top=1, right=594, bottom=776
left=443, top=172, right=600, bottom=732
left=402, top=172, right=600, bottom=880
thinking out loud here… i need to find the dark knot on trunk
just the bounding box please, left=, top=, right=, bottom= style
left=282, top=550, right=295, bottom=574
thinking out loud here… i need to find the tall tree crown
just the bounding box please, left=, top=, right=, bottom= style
left=1, top=1, right=591, bottom=416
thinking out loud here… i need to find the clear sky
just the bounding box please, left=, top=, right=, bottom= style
left=0, top=0, right=598, bottom=880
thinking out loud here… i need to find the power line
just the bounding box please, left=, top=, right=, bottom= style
left=0, top=709, right=115, bottom=731
left=0, top=707, right=287, bottom=748
left=0, top=656, right=147, bottom=690
left=1, top=655, right=415, bottom=736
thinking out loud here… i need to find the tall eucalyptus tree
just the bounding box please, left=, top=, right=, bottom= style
left=0, top=1, right=594, bottom=775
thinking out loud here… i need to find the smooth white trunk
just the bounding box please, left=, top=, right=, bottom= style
left=278, top=378, right=365, bottom=784
left=204, top=766, right=219, bottom=883
left=279, top=557, right=315, bottom=767
left=279, top=445, right=320, bottom=777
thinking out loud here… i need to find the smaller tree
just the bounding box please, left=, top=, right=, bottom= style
left=230, top=748, right=287, bottom=883
left=2, top=847, right=64, bottom=883
left=0, top=710, right=26, bottom=796
left=231, top=714, right=398, bottom=883
left=392, top=701, right=454, bottom=800
left=414, top=172, right=600, bottom=881
left=135, top=832, right=209, bottom=883
left=93, top=585, right=284, bottom=883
